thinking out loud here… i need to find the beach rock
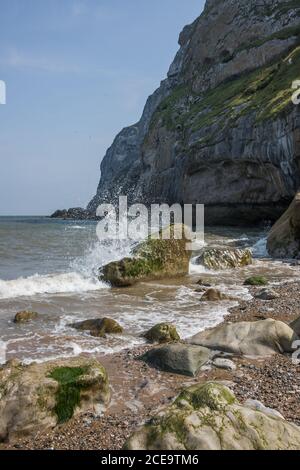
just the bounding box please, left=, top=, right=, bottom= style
left=125, top=382, right=300, bottom=450
left=188, top=319, right=298, bottom=357
left=200, top=288, right=232, bottom=302
left=13, top=311, right=39, bottom=323
left=69, top=318, right=123, bottom=337
left=267, top=191, right=300, bottom=259
left=212, top=358, right=236, bottom=371
left=196, top=278, right=212, bottom=287
left=0, top=357, right=110, bottom=441
left=144, top=323, right=180, bottom=344
left=255, top=288, right=279, bottom=301
left=244, top=276, right=268, bottom=286
left=195, top=247, right=252, bottom=270
left=100, top=224, right=191, bottom=287
left=290, top=316, right=300, bottom=336
left=141, top=343, right=213, bottom=377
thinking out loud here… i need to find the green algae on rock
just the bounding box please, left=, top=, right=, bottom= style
left=13, top=311, right=39, bottom=323
left=244, top=276, right=268, bottom=286
left=100, top=224, right=191, bottom=287
left=144, top=323, right=180, bottom=344
left=0, top=357, right=110, bottom=441
left=125, top=382, right=300, bottom=450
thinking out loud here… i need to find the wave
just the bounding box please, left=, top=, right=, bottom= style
left=251, top=236, right=269, bottom=258
left=0, top=272, right=108, bottom=300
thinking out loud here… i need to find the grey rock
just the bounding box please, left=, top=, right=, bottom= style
left=188, top=319, right=298, bottom=356
left=290, top=316, right=300, bottom=336
left=255, top=288, right=280, bottom=301
left=195, top=247, right=252, bottom=270
left=141, top=343, right=214, bottom=377
left=212, top=358, right=236, bottom=371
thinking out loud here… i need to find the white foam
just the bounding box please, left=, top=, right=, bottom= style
left=0, top=272, right=108, bottom=300
left=252, top=237, right=269, bottom=258
left=0, top=340, right=7, bottom=364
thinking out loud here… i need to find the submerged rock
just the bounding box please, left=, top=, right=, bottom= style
left=141, top=343, right=213, bottom=377
left=200, top=288, right=233, bottom=302
left=125, top=382, right=300, bottom=450
left=13, top=311, right=39, bottom=323
left=244, top=276, right=268, bottom=286
left=100, top=224, right=191, bottom=287
left=0, top=357, right=110, bottom=441
left=188, top=319, right=298, bottom=357
left=69, top=318, right=123, bottom=337
left=255, top=288, right=279, bottom=301
left=267, top=191, right=300, bottom=259
left=195, top=247, right=252, bottom=270
left=144, top=323, right=180, bottom=344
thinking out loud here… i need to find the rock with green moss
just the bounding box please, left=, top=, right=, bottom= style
left=0, top=357, right=110, bottom=441
left=100, top=224, right=191, bottom=287
left=144, top=323, right=180, bottom=344
left=69, top=317, right=123, bottom=337
left=195, top=247, right=252, bottom=270
left=244, top=276, right=268, bottom=286
left=188, top=319, right=298, bottom=356
left=141, top=343, right=214, bottom=377
left=125, top=382, right=300, bottom=450
left=267, top=191, right=300, bottom=259
left=13, top=311, right=39, bottom=323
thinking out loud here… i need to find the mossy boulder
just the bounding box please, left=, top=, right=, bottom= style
left=267, top=191, right=300, bottom=258
left=0, top=357, right=110, bottom=441
left=200, top=288, right=233, bottom=302
left=244, top=276, right=268, bottom=286
left=69, top=317, right=123, bottom=337
left=141, top=343, right=214, bottom=377
left=125, top=382, right=300, bottom=450
left=144, top=323, right=180, bottom=344
left=13, top=311, right=39, bottom=323
left=195, top=247, right=252, bottom=270
left=188, top=319, right=298, bottom=357
left=100, top=224, right=191, bottom=287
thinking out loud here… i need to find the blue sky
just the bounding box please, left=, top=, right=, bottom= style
left=0, top=0, right=205, bottom=215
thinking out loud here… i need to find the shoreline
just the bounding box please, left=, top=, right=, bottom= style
left=1, top=279, right=300, bottom=450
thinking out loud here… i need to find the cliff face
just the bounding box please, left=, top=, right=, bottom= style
left=88, top=0, right=300, bottom=224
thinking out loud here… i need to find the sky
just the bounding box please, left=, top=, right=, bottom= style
left=0, top=0, right=205, bottom=215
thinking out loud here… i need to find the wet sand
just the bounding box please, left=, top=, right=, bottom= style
left=1, top=280, right=300, bottom=450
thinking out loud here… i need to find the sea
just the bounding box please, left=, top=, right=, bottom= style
left=0, top=216, right=299, bottom=365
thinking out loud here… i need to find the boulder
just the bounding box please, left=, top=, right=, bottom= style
left=141, top=343, right=214, bottom=377
left=13, top=311, right=39, bottom=323
left=100, top=224, right=191, bottom=287
left=144, top=323, right=180, bottom=344
left=255, top=288, right=279, bottom=301
left=125, top=382, right=300, bottom=450
left=188, top=319, right=298, bottom=357
left=69, top=318, right=123, bottom=337
left=212, top=358, right=236, bottom=371
left=290, top=316, right=300, bottom=336
left=200, top=288, right=233, bottom=302
left=267, top=191, right=300, bottom=259
left=244, top=276, right=268, bottom=286
left=0, top=357, right=110, bottom=441
left=195, top=247, right=252, bottom=270
left=196, top=278, right=212, bottom=287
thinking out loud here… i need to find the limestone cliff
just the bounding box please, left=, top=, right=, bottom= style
left=88, top=0, right=300, bottom=225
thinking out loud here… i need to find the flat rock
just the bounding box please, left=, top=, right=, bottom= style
left=212, top=358, right=236, bottom=371
left=141, top=343, right=214, bottom=377
left=188, top=319, right=298, bottom=357
left=125, top=382, right=300, bottom=450
left=255, top=288, right=279, bottom=301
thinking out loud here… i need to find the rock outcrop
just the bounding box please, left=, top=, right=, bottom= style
left=125, top=382, right=300, bottom=450
left=0, top=357, right=110, bottom=441
left=100, top=224, right=191, bottom=287
left=195, top=247, right=252, bottom=270
left=188, top=319, right=298, bottom=356
left=267, top=190, right=300, bottom=258
left=86, top=0, right=300, bottom=226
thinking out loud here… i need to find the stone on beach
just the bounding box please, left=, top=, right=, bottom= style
left=194, top=247, right=252, bottom=270
left=212, top=357, right=236, bottom=371
left=255, top=288, right=279, bottom=301
left=244, top=276, right=268, bottom=286
left=69, top=317, right=123, bottom=337
left=13, top=311, right=39, bottom=323
left=99, top=224, right=191, bottom=287
left=188, top=319, right=298, bottom=357
left=141, top=343, right=214, bottom=377
left=0, top=357, right=110, bottom=441
left=125, top=382, right=300, bottom=450
left=144, top=323, right=180, bottom=344
left=290, top=316, right=300, bottom=336
left=200, top=288, right=233, bottom=302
